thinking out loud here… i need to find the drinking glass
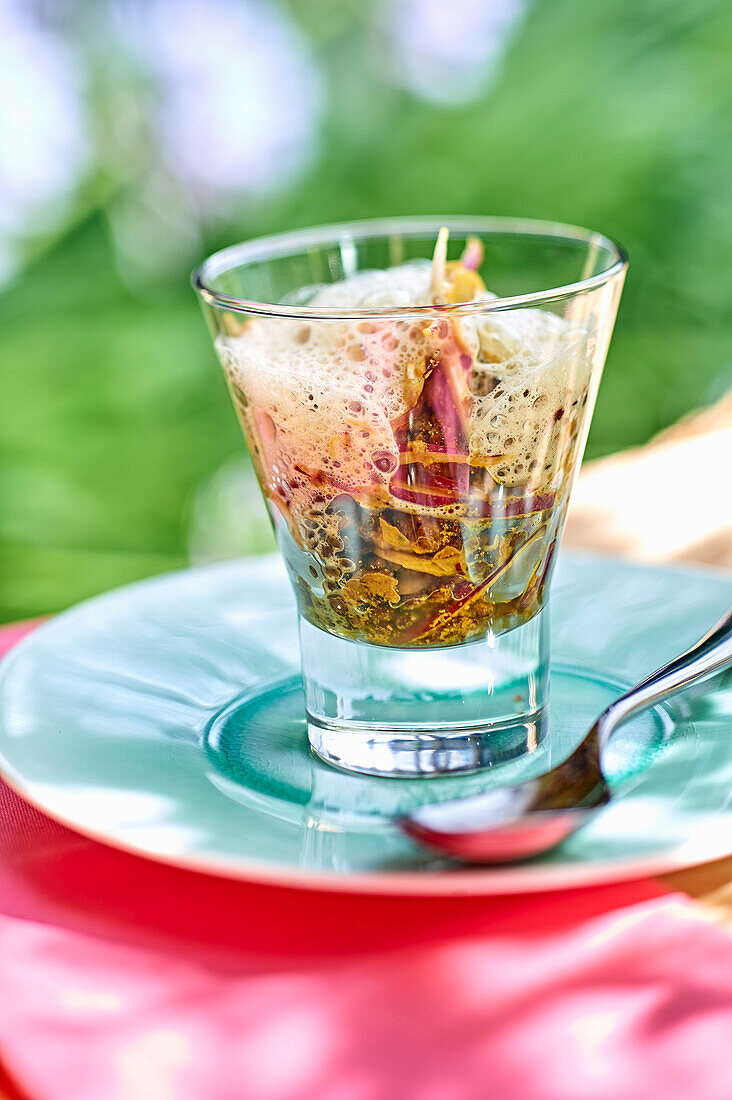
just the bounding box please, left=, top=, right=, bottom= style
left=193, top=217, right=627, bottom=777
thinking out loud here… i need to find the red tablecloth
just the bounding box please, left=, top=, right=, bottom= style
left=0, top=621, right=731, bottom=1100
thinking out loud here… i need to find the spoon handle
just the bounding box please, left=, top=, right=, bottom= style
left=597, top=605, right=732, bottom=745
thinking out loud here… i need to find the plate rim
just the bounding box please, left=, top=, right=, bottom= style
left=0, top=551, right=730, bottom=897
left=0, top=752, right=717, bottom=896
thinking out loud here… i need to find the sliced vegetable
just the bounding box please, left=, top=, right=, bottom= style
left=460, top=237, right=484, bottom=271
left=403, top=529, right=542, bottom=644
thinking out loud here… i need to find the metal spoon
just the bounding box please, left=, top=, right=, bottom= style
left=402, top=606, right=732, bottom=864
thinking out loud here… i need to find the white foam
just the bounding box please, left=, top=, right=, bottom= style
left=215, top=262, right=593, bottom=522
left=307, top=260, right=433, bottom=309
left=467, top=307, right=592, bottom=483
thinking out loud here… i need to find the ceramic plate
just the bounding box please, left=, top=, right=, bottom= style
left=0, top=553, right=730, bottom=895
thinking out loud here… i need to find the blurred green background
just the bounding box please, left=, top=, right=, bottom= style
left=1, top=0, right=731, bottom=622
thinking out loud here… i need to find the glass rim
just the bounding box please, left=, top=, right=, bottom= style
left=192, top=215, right=628, bottom=321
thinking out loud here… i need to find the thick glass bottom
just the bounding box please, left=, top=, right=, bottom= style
left=307, top=712, right=545, bottom=777
left=299, top=610, right=548, bottom=777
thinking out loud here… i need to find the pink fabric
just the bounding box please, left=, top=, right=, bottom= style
left=0, top=622, right=731, bottom=1100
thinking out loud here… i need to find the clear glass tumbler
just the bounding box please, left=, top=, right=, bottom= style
left=193, top=217, right=626, bottom=777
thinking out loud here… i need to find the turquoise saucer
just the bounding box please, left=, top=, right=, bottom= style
left=0, top=553, right=730, bottom=894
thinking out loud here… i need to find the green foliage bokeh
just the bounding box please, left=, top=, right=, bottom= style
left=1, top=0, right=730, bottom=621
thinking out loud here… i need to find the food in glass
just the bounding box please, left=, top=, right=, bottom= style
left=217, top=231, right=589, bottom=648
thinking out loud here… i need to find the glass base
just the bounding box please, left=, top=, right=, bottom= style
left=308, top=713, right=544, bottom=777
left=300, top=610, right=548, bottom=778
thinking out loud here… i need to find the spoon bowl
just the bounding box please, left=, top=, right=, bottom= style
left=401, top=608, right=732, bottom=864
